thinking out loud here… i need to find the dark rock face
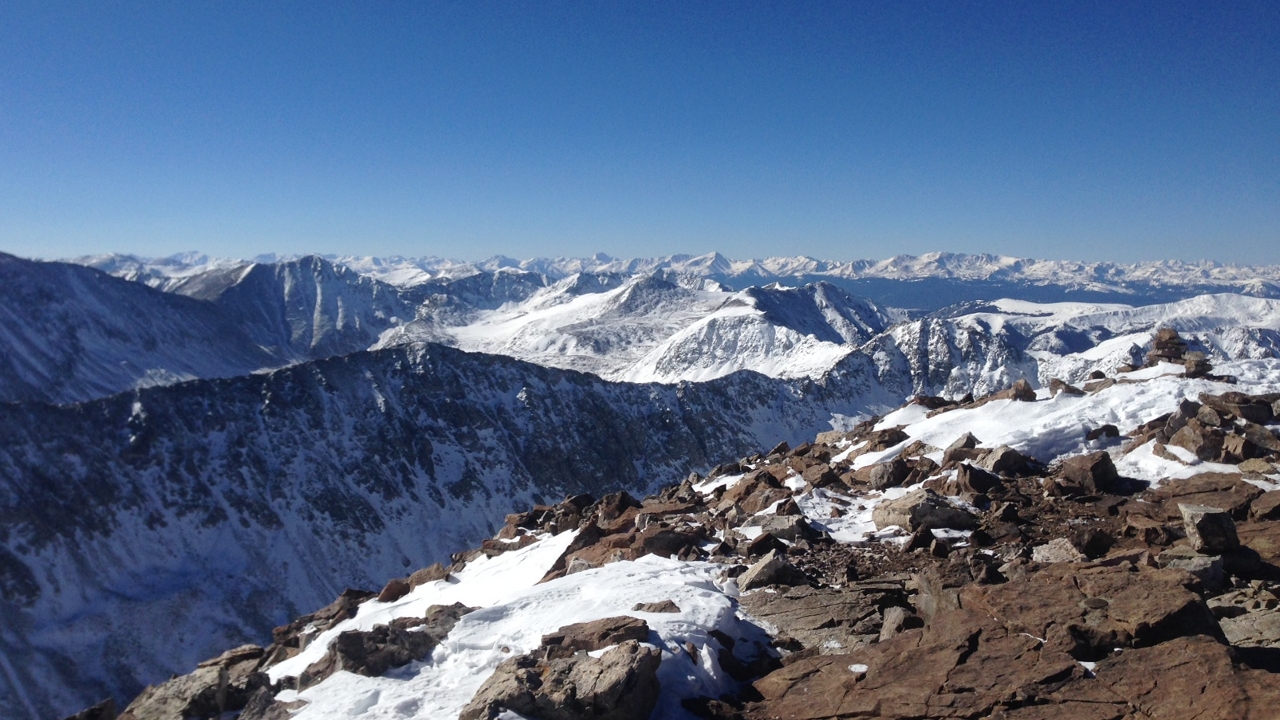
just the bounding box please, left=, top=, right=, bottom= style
left=459, top=639, right=661, bottom=720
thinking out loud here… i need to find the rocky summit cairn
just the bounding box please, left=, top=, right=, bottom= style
left=1146, top=326, right=1214, bottom=378
left=78, top=380, right=1280, bottom=720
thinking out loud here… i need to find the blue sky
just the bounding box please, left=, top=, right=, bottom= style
left=1, top=1, right=1276, bottom=263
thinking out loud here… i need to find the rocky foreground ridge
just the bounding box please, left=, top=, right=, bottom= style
left=71, top=332, right=1280, bottom=720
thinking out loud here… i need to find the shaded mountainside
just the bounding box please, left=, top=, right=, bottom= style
left=175, top=256, right=413, bottom=361
left=0, top=253, right=279, bottom=405
left=0, top=254, right=417, bottom=404
left=0, top=342, right=903, bottom=719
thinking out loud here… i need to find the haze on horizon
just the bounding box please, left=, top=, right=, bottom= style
left=1, top=2, right=1276, bottom=265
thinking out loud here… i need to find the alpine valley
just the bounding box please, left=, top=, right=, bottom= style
left=4, top=250, right=1280, bottom=720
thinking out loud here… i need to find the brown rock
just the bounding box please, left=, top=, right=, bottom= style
left=944, top=463, right=1001, bottom=499
left=1049, top=378, right=1085, bottom=397
left=541, top=616, right=650, bottom=652
left=1168, top=419, right=1225, bottom=461
left=1091, top=635, right=1279, bottom=719
left=1135, top=472, right=1263, bottom=521
left=408, top=563, right=450, bottom=588
left=739, top=549, right=808, bottom=591
left=961, top=562, right=1221, bottom=659
left=945, top=432, right=980, bottom=453
left=801, top=463, right=844, bottom=490
left=1199, top=391, right=1275, bottom=425
left=298, top=603, right=472, bottom=690
left=737, top=582, right=909, bottom=654
left=1250, top=491, right=1280, bottom=521
left=460, top=640, right=661, bottom=720
left=1051, top=451, right=1120, bottom=496
left=743, top=531, right=788, bottom=557
left=991, top=378, right=1037, bottom=402
left=1242, top=421, right=1280, bottom=453
left=867, top=457, right=910, bottom=490
left=979, top=445, right=1035, bottom=476
left=118, top=646, right=271, bottom=720
left=377, top=577, right=411, bottom=603
left=631, top=600, right=680, bottom=613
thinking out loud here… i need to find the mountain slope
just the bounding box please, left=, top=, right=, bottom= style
left=0, top=342, right=897, bottom=719
left=0, top=254, right=279, bottom=404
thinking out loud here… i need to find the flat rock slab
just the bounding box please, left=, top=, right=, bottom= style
left=737, top=583, right=908, bottom=654
left=1133, top=473, right=1263, bottom=522
left=541, top=616, right=650, bottom=652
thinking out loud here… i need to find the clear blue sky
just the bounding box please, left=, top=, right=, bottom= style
left=1, top=1, right=1276, bottom=263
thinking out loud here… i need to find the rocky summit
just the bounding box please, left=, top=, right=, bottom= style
left=73, top=328, right=1280, bottom=720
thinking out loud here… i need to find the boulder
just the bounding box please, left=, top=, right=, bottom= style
left=1220, top=607, right=1280, bottom=648
left=407, top=563, right=450, bottom=588
left=1049, top=378, right=1084, bottom=396
left=377, top=577, right=411, bottom=603
left=991, top=378, right=1037, bottom=402
left=1050, top=451, right=1121, bottom=496
left=298, top=603, right=471, bottom=690
left=1031, top=538, right=1085, bottom=564
left=800, top=463, right=844, bottom=490
left=867, top=457, right=910, bottom=490
left=865, top=427, right=910, bottom=452
left=871, top=490, right=978, bottom=532
left=1156, top=546, right=1225, bottom=591
left=743, top=514, right=813, bottom=542
left=1242, top=421, right=1280, bottom=453
left=943, top=463, right=1001, bottom=499
left=460, top=640, right=661, bottom=720
left=944, top=432, right=980, bottom=454
left=739, top=549, right=809, bottom=591
left=1168, top=419, right=1225, bottom=461
left=1179, top=503, right=1240, bottom=554
left=979, top=445, right=1035, bottom=476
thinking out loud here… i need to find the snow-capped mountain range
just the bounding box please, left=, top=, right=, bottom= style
left=80, top=249, right=1280, bottom=306
left=3, top=249, right=1280, bottom=716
